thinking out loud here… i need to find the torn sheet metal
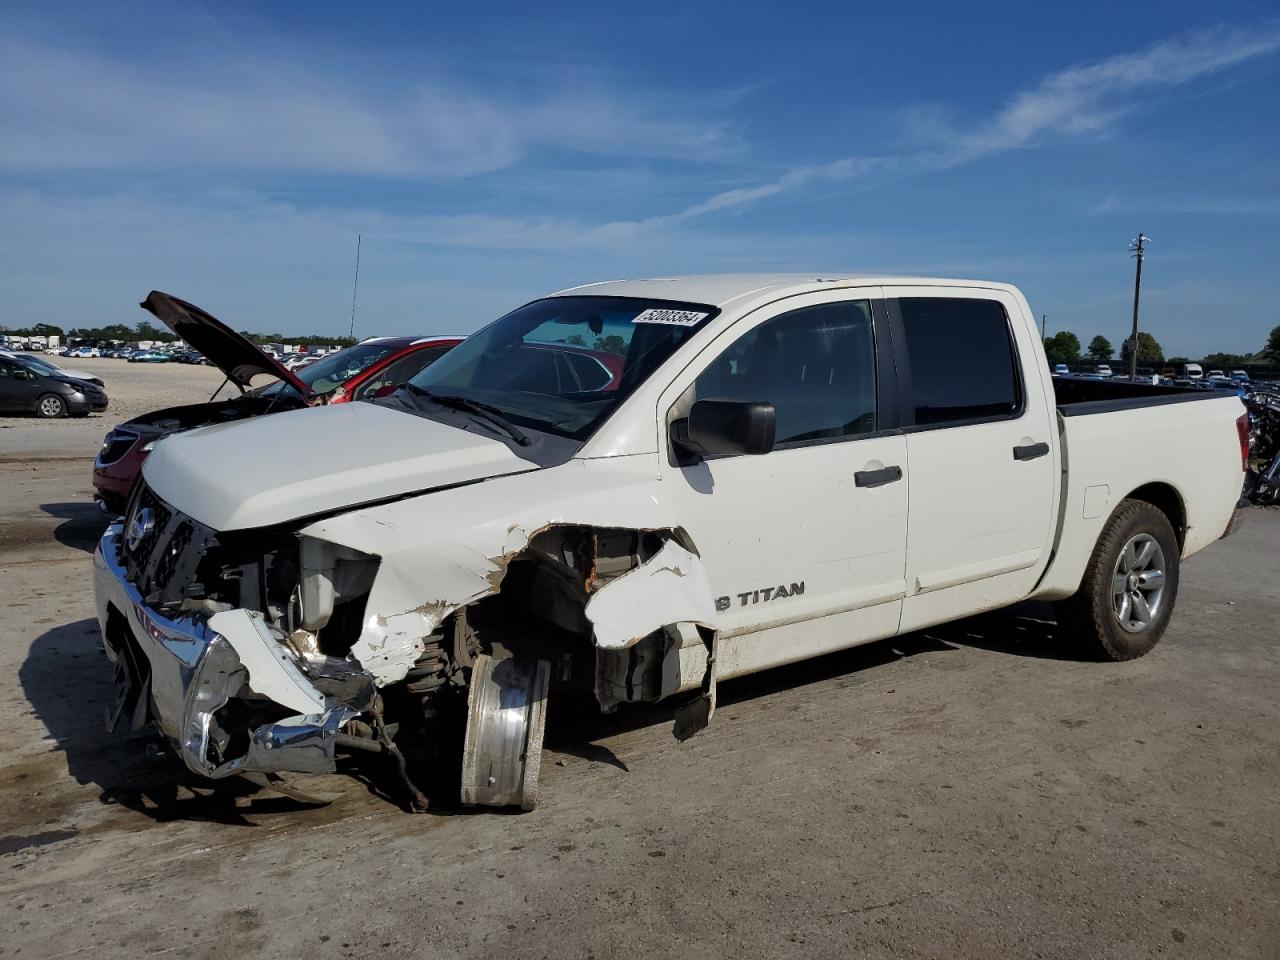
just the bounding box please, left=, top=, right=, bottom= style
left=584, top=540, right=717, bottom=650
left=346, top=523, right=536, bottom=686
left=208, top=609, right=328, bottom=716
left=349, top=610, right=437, bottom=685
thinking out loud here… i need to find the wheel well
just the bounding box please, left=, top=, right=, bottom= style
left=1124, top=482, right=1186, bottom=548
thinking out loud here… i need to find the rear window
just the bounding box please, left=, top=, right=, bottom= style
left=897, top=297, right=1022, bottom=426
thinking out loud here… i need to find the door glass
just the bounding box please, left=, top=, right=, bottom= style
left=897, top=298, right=1021, bottom=426
left=692, top=300, right=877, bottom=445
left=354, top=347, right=451, bottom=401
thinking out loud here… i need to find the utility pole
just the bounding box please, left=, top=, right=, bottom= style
left=348, top=234, right=362, bottom=341
left=1127, top=233, right=1149, bottom=381
left=1041, top=313, right=1047, bottom=340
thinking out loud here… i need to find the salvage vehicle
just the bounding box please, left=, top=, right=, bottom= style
left=92, top=292, right=462, bottom=515
left=0, top=352, right=108, bottom=417
left=94, top=275, right=1247, bottom=812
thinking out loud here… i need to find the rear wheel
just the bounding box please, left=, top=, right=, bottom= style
left=36, top=393, right=66, bottom=418
left=1055, top=499, right=1180, bottom=661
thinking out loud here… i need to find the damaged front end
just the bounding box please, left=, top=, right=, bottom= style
left=94, top=480, right=720, bottom=811
left=93, top=479, right=413, bottom=794
left=95, top=526, right=377, bottom=780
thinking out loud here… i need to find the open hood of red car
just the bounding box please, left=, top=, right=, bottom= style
left=139, top=291, right=311, bottom=394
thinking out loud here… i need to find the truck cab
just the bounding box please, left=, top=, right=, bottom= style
left=94, top=275, right=1247, bottom=811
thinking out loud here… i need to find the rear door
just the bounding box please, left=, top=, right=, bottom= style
left=883, top=287, right=1058, bottom=633
left=657, top=290, right=909, bottom=678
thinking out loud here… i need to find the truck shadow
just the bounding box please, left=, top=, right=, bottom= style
left=928, top=602, right=1100, bottom=661
left=40, top=501, right=110, bottom=553
left=547, top=603, right=1093, bottom=757
left=18, top=617, right=330, bottom=826
left=21, top=605, right=1085, bottom=823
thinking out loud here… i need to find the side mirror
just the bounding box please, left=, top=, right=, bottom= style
left=673, top=399, right=776, bottom=460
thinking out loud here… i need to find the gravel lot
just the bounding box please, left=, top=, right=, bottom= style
left=1, top=363, right=1278, bottom=959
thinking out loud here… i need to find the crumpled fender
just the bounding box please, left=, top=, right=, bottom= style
left=299, top=457, right=710, bottom=684
left=584, top=541, right=716, bottom=649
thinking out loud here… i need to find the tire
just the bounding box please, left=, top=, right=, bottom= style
left=1055, top=499, right=1180, bottom=661
left=36, top=393, right=67, bottom=419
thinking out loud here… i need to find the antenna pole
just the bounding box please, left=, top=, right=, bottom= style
left=348, top=234, right=362, bottom=341
left=1127, top=232, right=1149, bottom=382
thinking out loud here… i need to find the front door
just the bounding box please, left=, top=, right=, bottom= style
left=883, top=288, right=1059, bottom=634
left=657, top=290, right=909, bottom=679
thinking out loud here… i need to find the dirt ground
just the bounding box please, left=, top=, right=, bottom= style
left=1, top=363, right=1278, bottom=959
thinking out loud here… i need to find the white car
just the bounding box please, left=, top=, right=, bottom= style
left=95, top=274, right=1247, bottom=811
left=1095, top=364, right=1113, bottom=378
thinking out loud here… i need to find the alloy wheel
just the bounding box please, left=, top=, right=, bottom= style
left=1111, top=532, right=1167, bottom=633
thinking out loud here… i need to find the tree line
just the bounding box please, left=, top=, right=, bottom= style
left=1044, top=324, right=1280, bottom=369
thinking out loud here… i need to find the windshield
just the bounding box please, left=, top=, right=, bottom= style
left=405, top=296, right=717, bottom=440
left=248, top=341, right=406, bottom=397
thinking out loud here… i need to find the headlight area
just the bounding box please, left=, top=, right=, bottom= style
left=99, top=496, right=438, bottom=807
left=293, top=536, right=379, bottom=657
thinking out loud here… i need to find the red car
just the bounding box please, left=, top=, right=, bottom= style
left=93, top=291, right=462, bottom=515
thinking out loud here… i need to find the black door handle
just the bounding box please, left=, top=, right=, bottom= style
left=854, top=465, right=903, bottom=488
left=1013, top=442, right=1050, bottom=461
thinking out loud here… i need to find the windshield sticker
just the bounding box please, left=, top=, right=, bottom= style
left=631, top=308, right=709, bottom=327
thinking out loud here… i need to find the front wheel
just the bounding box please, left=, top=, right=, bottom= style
left=36, top=393, right=67, bottom=419
left=1055, top=500, right=1180, bottom=661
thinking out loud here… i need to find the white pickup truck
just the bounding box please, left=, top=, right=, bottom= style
left=94, top=275, right=1248, bottom=810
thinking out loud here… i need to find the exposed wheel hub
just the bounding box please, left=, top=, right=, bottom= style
left=460, top=654, right=550, bottom=810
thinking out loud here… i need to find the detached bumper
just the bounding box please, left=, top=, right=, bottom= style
left=93, top=525, right=361, bottom=779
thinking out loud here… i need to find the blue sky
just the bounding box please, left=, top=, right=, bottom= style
left=1, top=1, right=1278, bottom=356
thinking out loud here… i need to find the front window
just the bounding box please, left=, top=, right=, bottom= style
left=691, top=300, right=877, bottom=445
left=405, top=296, right=717, bottom=440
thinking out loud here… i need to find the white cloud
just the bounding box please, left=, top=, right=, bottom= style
left=0, top=27, right=743, bottom=178
left=653, top=24, right=1280, bottom=223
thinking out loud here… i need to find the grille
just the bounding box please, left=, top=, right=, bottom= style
left=98, top=430, right=139, bottom=466
left=121, top=482, right=218, bottom=607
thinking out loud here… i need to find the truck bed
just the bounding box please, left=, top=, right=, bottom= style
left=1052, top=376, right=1228, bottom=416
left=1031, top=377, right=1244, bottom=602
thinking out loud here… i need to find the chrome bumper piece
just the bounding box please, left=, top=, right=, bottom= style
left=93, top=525, right=358, bottom=779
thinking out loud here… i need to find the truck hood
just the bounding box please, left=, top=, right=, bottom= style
left=140, top=291, right=310, bottom=394
left=142, top=401, right=539, bottom=530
